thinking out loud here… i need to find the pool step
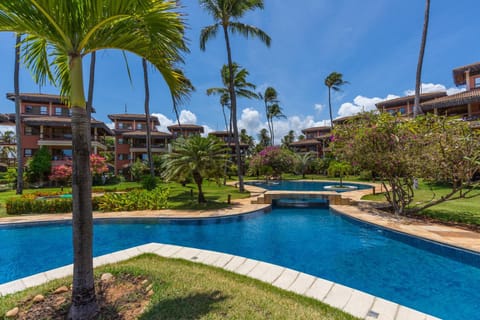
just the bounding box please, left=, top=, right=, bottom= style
left=252, top=192, right=352, bottom=206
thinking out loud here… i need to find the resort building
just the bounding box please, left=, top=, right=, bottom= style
left=375, top=91, right=447, bottom=116
left=4, top=93, right=112, bottom=167
left=108, top=113, right=172, bottom=175
left=290, top=126, right=331, bottom=158
left=208, top=131, right=250, bottom=158
left=376, top=62, right=480, bottom=128
left=167, top=123, right=204, bottom=139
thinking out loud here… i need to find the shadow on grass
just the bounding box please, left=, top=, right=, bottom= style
left=139, top=290, right=229, bottom=320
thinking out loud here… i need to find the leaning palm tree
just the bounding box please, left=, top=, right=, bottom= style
left=324, top=72, right=348, bottom=129
left=413, top=0, right=431, bottom=118
left=13, top=33, right=23, bottom=194
left=143, top=58, right=154, bottom=177
left=266, top=103, right=286, bottom=145
left=162, top=135, right=228, bottom=203
left=0, top=1, right=189, bottom=318
left=200, top=0, right=271, bottom=192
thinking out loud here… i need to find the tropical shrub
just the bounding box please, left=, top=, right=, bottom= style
left=248, top=146, right=296, bottom=178
left=6, top=193, right=102, bottom=215
left=25, top=146, right=51, bottom=184
left=141, top=175, right=158, bottom=190
left=96, top=187, right=170, bottom=212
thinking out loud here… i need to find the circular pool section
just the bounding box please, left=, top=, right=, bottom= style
left=0, top=207, right=479, bottom=320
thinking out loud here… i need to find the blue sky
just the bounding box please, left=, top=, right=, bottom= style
left=1, top=1, right=479, bottom=144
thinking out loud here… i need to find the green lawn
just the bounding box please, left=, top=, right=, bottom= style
left=0, top=254, right=356, bottom=320
left=362, top=181, right=480, bottom=227
left=0, top=180, right=250, bottom=217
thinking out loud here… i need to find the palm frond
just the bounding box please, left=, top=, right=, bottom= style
left=228, top=21, right=271, bottom=47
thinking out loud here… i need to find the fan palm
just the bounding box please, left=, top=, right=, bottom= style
left=0, top=1, right=188, bottom=318
left=200, top=0, right=271, bottom=192
left=324, top=72, right=348, bottom=129
left=413, top=0, right=430, bottom=118
left=162, top=135, right=228, bottom=203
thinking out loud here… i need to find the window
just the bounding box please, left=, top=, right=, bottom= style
left=24, top=149, right=33, bottom=157
left=136, top=123, right=145, bottom=130
left=118, top=138, right=124, bottom=145
left=24, top=126, right=39, bottom=135
left=118, top=154, right=130, bottom=160
left=25, top=106, right=33, bottom=114
left=399, top=107, right=406, bottom=115
left=475, top=77, right=480, bottom=88
left=40, top=106, right=48, bottom=115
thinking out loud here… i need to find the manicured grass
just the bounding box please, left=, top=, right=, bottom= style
left=0, top=254, right=356, bottom=320
left=362, top=181, right=480, bottom=227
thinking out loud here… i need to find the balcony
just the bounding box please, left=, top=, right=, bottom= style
left=38, top=134, right=108, bottom=150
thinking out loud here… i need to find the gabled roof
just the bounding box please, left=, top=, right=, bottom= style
left=6, top=93, right=65, bottom=104
left=375, top=92, right=447, bottom=109
left=301, top=126, right=331, bottom=134
left=107, top=114, right=160, bottom=124
left=167, top=124, right=204, bottom=132
left=420, top=88, right=480, bottom=110
left=452, top=62, right=480, bottom=86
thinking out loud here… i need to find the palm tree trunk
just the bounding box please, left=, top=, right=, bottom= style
left=222, top=104, right=229, bottom=185
left=68, top=55, right=97, bottom=320
left=413, top=0, right=430, bottom=118
left=223, top=25, right=244, bottom=192
left=86, top=52, right=96, bottom=121
left=193, top=171, right=205, bottom=203
left=143, top=59, right=154, bottom=177
left=328, top=87, right=334, bottom=129
left=14, top=34, right=23, bottom=195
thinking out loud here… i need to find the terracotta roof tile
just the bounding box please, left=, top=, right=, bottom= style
left=375, top=91, right=447, bottom=108
left=420, top=89, right=480, bottom=110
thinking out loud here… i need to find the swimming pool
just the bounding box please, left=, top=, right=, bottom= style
left=1, top=207, right=479, bottom=320
left=246, top=180, right=372, bottom=192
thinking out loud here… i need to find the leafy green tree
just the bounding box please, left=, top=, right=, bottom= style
left=333, top=112, right=480, bottom=215
left=324, top=72, right=348, bottom=128
left=200, top=0, right=271, bottom=192
left=249, top=146, right=295, bottom=178
left=162, top=135, right=228, bottom=203
left=25, top=146, right=51, bottom=184
left=327, top=160, right=352, bottom=187
left=257, top=128, right=271, bottom=150
left=240, top=128, right=255, bottom=155
left=130, top=159, right=148, bottom=182
left=0, top=1, right=189, bottom=318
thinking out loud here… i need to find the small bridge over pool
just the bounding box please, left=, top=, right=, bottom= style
left=252, top=191, right=353, bottom=206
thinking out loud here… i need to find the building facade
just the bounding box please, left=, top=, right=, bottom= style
left=5, top=93, right=112, bottom=167
left=290, top=126, right=331, bottom=157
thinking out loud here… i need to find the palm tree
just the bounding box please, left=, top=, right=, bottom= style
left=258, top=128, right=271, bottom=148
left=324, top=72, right=348, bottom=129
left=295, top=151, right=316, bottom=179
left=281, top=130, right=295, bottom=149
left=143, top=58, right=154, bottom=177
left=240, top=128, right=254, bottom=155
left=162, top=135, right=228, bottom=203
left=13, top=34, right=23, bottom=194
left=266, top=103, right=286, bottom=145
left=0, top=2, right=189, bottom=318
left=200, top=0, right=271, bottom=192
left=207, top=63, right=259, bottom=140
left=261, top=86, right=278, bottom=145
left=413, top=0, right=431, bottom=118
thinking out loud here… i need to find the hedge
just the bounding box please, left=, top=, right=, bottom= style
left=6, top=195, right=102, bottom=215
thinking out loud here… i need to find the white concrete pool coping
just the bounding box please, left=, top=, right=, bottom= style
left=0, top=242, right=439, bottom=320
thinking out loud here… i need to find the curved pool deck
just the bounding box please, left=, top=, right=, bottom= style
left=1, top=182, right=477, bottom=319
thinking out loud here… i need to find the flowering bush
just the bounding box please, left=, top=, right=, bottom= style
left=249, top=146, right=296, bottom=177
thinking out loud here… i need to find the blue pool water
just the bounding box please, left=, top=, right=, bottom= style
left=247, top=180, right=372, bottom=192
left=1, top=207, right=479, bottom=319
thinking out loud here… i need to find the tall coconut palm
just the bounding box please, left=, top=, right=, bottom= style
left=266, top=103, right=286, bottom=145
left=143, top=58, right=154, bottom=177
left=13, top=34, right=23, bottom=194
left=0, top=1, right=189, bottom=318
left=200, top=0, right=271, bottom=192
left=162, top=135, right=228, bottom=203
left=261, top=86, right=278, bottom=145
left=413, top=0, right=430, bottom=118
left=324, top=72, right=348, bottom=129
left=207, top=63, right=259, bottom=141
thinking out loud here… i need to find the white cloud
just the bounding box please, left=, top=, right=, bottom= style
left=404, top=83, right=465, bottom=96
left=238, top=108, right=264, bottom=135
left=153, top=110, right=197, bottom=132
left=314, top=103, right=324, bottom=113
left=337, top=95, right=398, bottom=117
